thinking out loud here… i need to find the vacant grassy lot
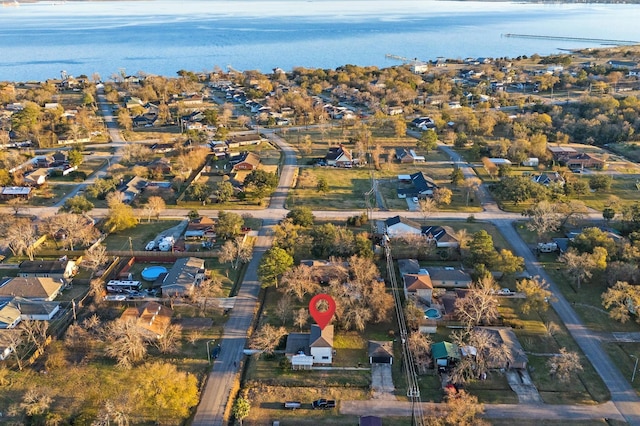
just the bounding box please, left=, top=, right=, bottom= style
left=499, top=298, right=610, bottom=404
left=102, top=220, right=182, bottom=251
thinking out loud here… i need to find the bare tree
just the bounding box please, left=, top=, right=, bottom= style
left=144, top=196, right=166, bottom=222
left=408, top=332, right=432, bottom=373
left=250, top=324, right=287, bottom=355
left=20, top=320, right=49, bottom=352
left=104, top=319, right=147, bottom=368
left=4, top=217, right=37, bottom=260
left=454, top=277, right=499, bottom=329
left=93, top=400, right=131, bottom=426
left=82, top=244, right=109, bottom=273
left=419, top=198, right=438, bottom=220
left=450, top=328, right=511, bottom=384
left=20, top=389, right=52, bottom=417
left=280, top=264, right=320, bottom=302
left=547, top=347, right=583, bottom=383
left=559, top=248, right=596, bottom=290
left=427, top=388, right=488, bottom=426
left=294, top=308, right=308, bottom=331
left=275, top=294, right=292, bottom=325
left=524, top=201, right=561, bottom=241
left=154, top=324, right=182, bottom=354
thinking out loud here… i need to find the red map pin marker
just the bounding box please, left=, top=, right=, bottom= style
left=309, top=293, right=336, bottom=330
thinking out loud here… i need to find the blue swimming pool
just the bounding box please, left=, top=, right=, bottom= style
left=141, top=266, right=168, bottom=281
left=424, top=308, right=442, bottom=319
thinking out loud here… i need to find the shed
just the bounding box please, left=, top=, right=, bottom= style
left=368, top=340, right=393, bottom=364
left=431, top=341, right=460, bottom=368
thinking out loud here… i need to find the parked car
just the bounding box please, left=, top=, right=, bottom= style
left=324, top=400, right=336, bottom=409
left=283, top=401, right=301, bottom=410
left=312, top=399, right=327, bottom=409
left=412, top=197, right=419, bottom=203
left=497, top=288, right=514, bottom=295
left=145, top=241, right=155, bottom=251
left=211, top=344, right=221, bottom=359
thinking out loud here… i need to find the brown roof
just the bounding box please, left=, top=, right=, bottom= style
left=403, top=274, right=433, bottom=292
left=310, top=324, right=333, bottom=348
left=0, top=277, right=63, bottom=300
left=120, top=301, right=173, bottom=338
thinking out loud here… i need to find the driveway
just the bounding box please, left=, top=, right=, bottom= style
left=371, top=363, right=396, bottom=400
left=505, top=369, right=543, bottom=404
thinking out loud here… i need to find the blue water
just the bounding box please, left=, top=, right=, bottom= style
left=1, top=0, right=639, bottom=81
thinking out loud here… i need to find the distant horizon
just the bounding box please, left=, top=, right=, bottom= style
left=1, top=0, right=639, bottom=81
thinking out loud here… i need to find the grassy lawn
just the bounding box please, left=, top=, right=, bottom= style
left=288, top=167, right=391, bottom=210
left=465, top=371, right=518, bottom=404
left=102, top=220, right=182, bottom=251
left=27, top=184, right=68, bottom=206
left=577, top=176, right=640, bottom=211
left=603, top=342, right=640, bottom=394
left=242, top=384, right=369, bottom=425
left=498, top=297, right=610, bottom=404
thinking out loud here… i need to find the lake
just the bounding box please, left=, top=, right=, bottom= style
left=1, top=0, right=639, bottom=81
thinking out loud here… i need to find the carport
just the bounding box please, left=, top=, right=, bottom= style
left=368, top=340, right=393, bottom=364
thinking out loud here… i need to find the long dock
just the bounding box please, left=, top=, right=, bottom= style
left=502, top=33, right=639, bottom=45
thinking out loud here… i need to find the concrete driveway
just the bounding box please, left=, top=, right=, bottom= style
left=371, top=363, right=396, bottom=400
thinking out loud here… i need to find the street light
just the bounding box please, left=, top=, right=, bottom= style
left=631, top=355, right=638, bottom=383
left=206, top=339, right=216, bottom=364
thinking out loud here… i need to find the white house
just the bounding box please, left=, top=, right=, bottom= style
left=383, top=216, right=422, bottom=238
left=522, top=158, right=539, bottom=167
left=285, top=324, right=334, bottom=368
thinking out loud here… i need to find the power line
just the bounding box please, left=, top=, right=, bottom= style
left=384, top=235, right=425, bottom=426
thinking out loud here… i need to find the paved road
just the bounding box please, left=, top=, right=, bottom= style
left=191, top=126, right=298, bottom=425
left=341, top=400, right=624, bottom=421
left=496, top=220, right=640, bottom=424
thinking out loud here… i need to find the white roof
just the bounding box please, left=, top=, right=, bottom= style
left=1, top=187, right=32, bottom=195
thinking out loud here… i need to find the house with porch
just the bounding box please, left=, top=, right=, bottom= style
left=325, top=145, right=354, bottom=167
left=285, top=324, right=334, bottom=368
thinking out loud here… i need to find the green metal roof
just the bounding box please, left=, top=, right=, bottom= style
left=431, top=341, right=460, bottom=360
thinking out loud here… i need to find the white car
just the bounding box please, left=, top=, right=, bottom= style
left=497, top=288, right=514, bottom=295
left=412, top=197, right=419, bottom=203
left=145, top=241, right=156, bottom=251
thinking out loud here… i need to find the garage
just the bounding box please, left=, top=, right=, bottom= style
left=368, top=340, right=393, bottom=364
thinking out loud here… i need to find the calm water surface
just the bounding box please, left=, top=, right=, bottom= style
left=0, top=0, right=639, bottom=81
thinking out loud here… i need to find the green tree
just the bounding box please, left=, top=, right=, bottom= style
left=258, top=247, right=293, bottom=288
left=232, top=396, right=251, bottom=426
left=68, top=149, right=84, bottom=168
left=134, top=362, right=199, bottom=420
left=216, top=211, right=244, bottom=239
left=496, top=249, right=524, bottom=275
left=494, top=175, right=547, bottom=205
left=316, top=177, right=329, bottom=193
left=603, top=207, right=616, bottom=223
left=602, top=281, right=640, bottom=324
left=589, top=175, right=612, bottom=192
left=571, top=227, right=616, bottom=255
left=187, top=182, right=213, bottom=202
left=215, top=181, right=234, bottom=203
left=417, top=130, right=438, bottom=154
left=244, top=169, right=278, bottom=201
left=286, top=206, right=315, bottom=227
left=105, top=199, right=137, bottom=232
left=450, top=168, right=464, bottom=187
left=87, top=178, right=117, bottom=199
left=468, top=230, right=499, bottom=270
left=61, top=195, right=94, bottom=214
left=517, top=276, right=554, bottom=314
left=354, top=233, right=374, bottom=259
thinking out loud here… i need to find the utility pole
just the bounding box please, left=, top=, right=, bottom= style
left=631, top=355, right=638, bottom=382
